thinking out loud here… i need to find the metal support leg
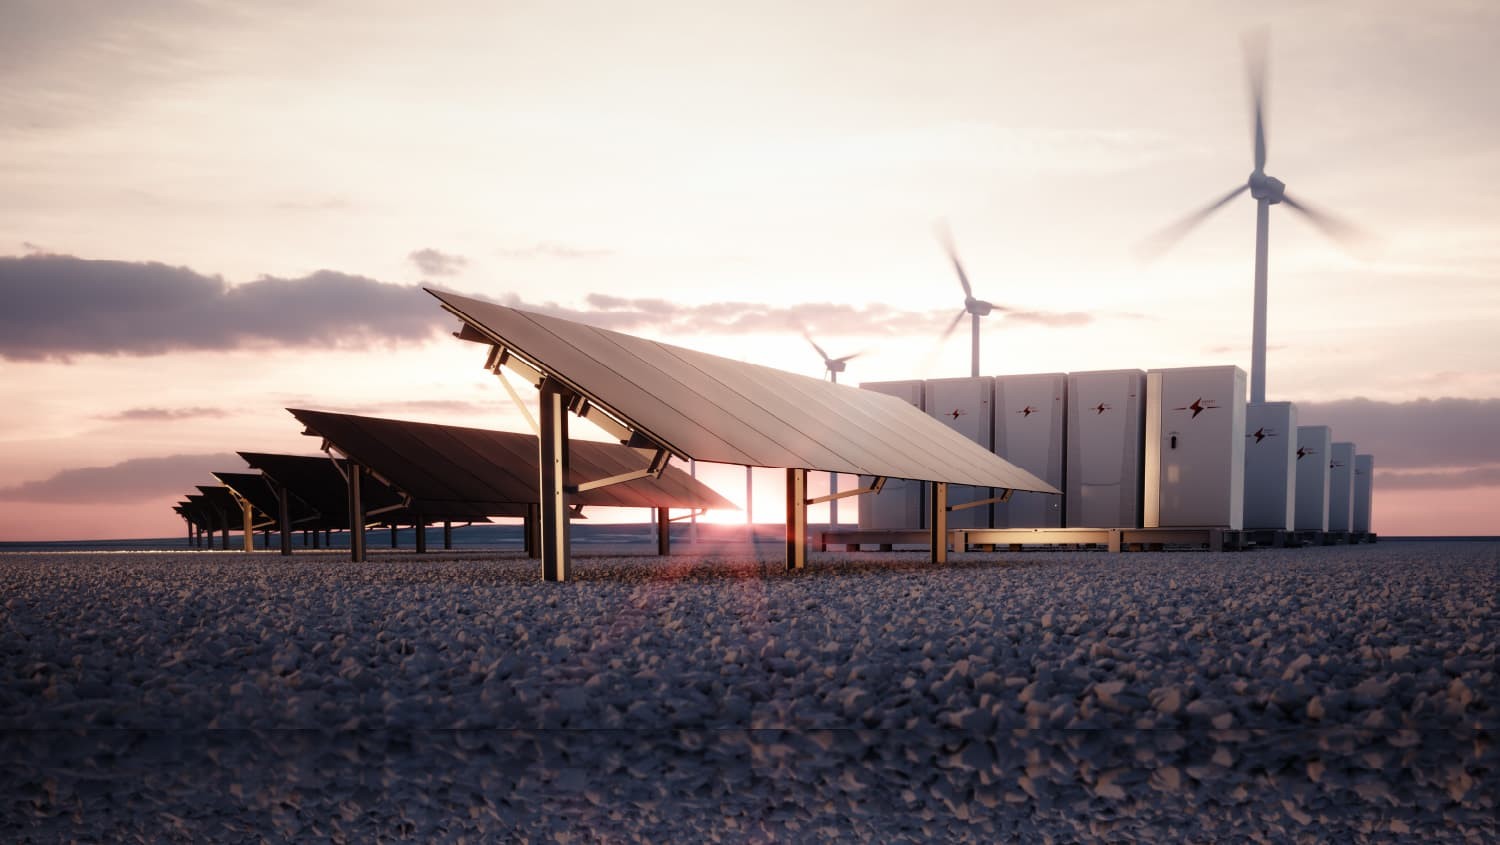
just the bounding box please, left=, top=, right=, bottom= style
left=538, top=379, right=572, bottom=581
left=241, top=499, right=254, bottom=552
left=524, top=505, right=540, bottom=559
left=390, top=524, right=398, bottom=549
left=657, top=507, right=670, bottom=556
left=443, top=521, right=452, bottom=550
left=785, top=467, right=807, bottom=570
left=348, top=461, right=366, bottom=563
left=219, top=511, right=229, bottom=550
left=929, top=482, right=948, bottom=564
left=277, top=484, right=293, bottom=556
left=415, top=519, right=427, bottom=554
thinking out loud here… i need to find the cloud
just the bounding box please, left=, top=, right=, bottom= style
left=408, top=248, right=468, bottom=276
left=1294, top=397, right=1500, bottom=470
left=0, top=254, right=444, bottom=361
left=99, top=407, right=228, bottom=422
left=496, top=242, right=614, bottom=260
left=1377, top=465, right=1500, bottom=490
left=0, top=453, right=241, bottom=504
left=504, top=293, right=1096, bottom=337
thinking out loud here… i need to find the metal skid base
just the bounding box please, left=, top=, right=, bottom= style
left=1243, top=529, right=1303, bottom=548
left=819, top=530, right=934, bottom=552
left=953, top=527, right=1123, bottom=552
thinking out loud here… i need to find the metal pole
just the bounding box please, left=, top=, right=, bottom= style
left=688, top=460, right=699, bottom=545
left=537, top=379, right=572, bottom=581
left=657, top=507, right=670, bottom=556
left=219, top=510, right=229, bottom=550
left=971, top=312, right=980, bottom=378
left=277, top=483, right=292, bottom=556
left=390, top=523, right=398, bottom=549
left=1251, top=197, right=1270, bottom=404
left=929, top=481, right=948, bottom=564
left=415, top=517, right=427, bottom=554
left=348, top=461, right=366, bottom=563
left=785, top=467, right=807, bottom=570
left=241, top=498, right=253, bottom=552
left=443, top=520, right=452, bottom=550
left=828, top=373, right=839, bottom=528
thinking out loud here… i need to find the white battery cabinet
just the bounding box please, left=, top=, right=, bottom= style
left=1243, top=402, right=1298, bottom=530
left=1144, top=366, right=1247, bottom=529
left=1294, top=426, right=1332, bottom=531
left=924, top=376, right=996, bottom=529
left=1328, top=442, right=1356, bottom=532
left=856, top=380, right=926, bottom=530
left=1065, top=369, right=1145, bottom=528
left=991, top=373, right=1066, bottom=527
left=1353, top=454, right=1374, bottom=534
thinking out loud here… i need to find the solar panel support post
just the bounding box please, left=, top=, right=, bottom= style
left=538, top=378, right=573, bottom=581
left=524, top=504, right=540, bottom=558
left=657, top=507, right=670, bottom=556
left=276, top=483, right=293, bottom=556
left=348, top=461, right=367, bottom=563
left=219, top=509, right=229, bottom=550
left=443, top=520, right=453, bottom=550
left=415, top=517, right=427, bottom=554
left=390, top=524, right=398, bottom=549
left=929, top=482, right=949, bottom=564
left=785, top=467, right=808, bottom=570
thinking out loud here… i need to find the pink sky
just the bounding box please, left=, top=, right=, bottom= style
left=2, top=1, right=1497, bottom=540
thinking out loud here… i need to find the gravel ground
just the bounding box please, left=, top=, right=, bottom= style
left=1, top=540, right=1495, bottom=842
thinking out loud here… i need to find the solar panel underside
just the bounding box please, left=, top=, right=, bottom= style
left=287, top=409, right=736, bottom=513
left=236, top=452, right=452, bottom=526
left=211, top=471, right=281, bottom=518
left=429, top=289, right=1059, bottom=494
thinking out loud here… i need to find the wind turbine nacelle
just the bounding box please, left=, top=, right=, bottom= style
left=966, top=298, right=994, bottom=317
left=827, top=360, right=847, bottom=374
left=1248, top=172, right=1286, bottom=204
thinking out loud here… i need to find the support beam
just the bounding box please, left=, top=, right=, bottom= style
left=348, top=461, right=367, bottom=563
left=390, top=523, right=398, bottom=549
left=537, top=378, right=572, bottom=581
left=443, top=520, right=453, bottom=550
left=241, top=497, right=254, bottom=552
left=414, top=518, right=427, bottom=554
left=524, top=505, right=540, bottom=558
left=219, top=510, right=229, bottom=550
left=657, top=507, right=670, bottom=556
left=928, top=481, right=948, bottom=564
left=277, top=483, right=293, bottom=556
left=785, top=467, right=808, bottom=570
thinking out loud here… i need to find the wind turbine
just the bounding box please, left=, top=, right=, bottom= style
left=804, top=332, right=861, bottom=384
left=1143, top=33, right=1361, bottom=404
left=936, top=222, right=998, bottom=378
left=804, top=331, right=861, bottom=525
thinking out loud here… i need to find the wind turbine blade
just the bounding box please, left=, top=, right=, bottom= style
left=802, top=332, right=829, bottom=362
left=939, top=309, right=966, bottom=343
left=1282, top=193, right=1369, bottom=251
left=1136, top=183, right=1251, bottom=260
left=833, top=351, right=863, bottom=363
left=1245, top=29, right=1269, bottom=172
left=934, top=220, right=974, bottom=299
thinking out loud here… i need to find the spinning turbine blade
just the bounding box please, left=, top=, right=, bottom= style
left=803, top=332, right=829, bottom=362
left=833, top=352, right=863, bottom=364
left=935, top=221, right=974, bottom=298
left=1137, top=183, right=1250, bottom=259
left=939, top=309, right=966, bottom=342
left=1282, top=194, right=1367, bottom=250
left=1245, top=29, right=1269, bottom=171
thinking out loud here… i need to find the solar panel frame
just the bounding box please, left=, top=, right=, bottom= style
left=428, top=288, right=1059, bottom=494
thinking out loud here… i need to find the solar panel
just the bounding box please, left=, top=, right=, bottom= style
left=288, top=408, right=737, bottom=514
left=237, top=452, right=410, bottom=528
left=428, top=288, right=1058, bottom=493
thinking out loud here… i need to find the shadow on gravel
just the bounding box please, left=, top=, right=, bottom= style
left=2, top=728, right=1493, bottom=842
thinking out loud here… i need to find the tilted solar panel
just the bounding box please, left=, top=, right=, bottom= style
left=427, top=288, right=1058, bottom=495
left=287, top=408, right=736, bottom=513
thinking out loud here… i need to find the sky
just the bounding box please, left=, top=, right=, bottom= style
left=2, top=0, right=1497, bottom=540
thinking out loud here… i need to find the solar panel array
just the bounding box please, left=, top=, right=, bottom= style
left=289, top=408, right=735, bottom=514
